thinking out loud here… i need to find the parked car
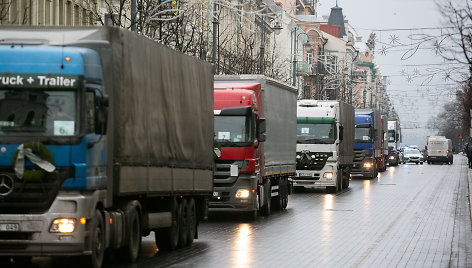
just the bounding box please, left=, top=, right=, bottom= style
left=401, top=148, right=424, bottom=164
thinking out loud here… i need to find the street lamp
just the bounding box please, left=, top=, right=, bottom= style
left=212, top=0, right=219, bottom=74
left=292, top=27, right=310, bottom=86
left=259, top=14, right=283, bottom=74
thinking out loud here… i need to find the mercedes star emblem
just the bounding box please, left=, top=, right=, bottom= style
left=0, top=175, right=14, bottom=196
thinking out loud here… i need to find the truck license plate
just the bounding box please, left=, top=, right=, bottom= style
left=298, top=172, right=313, bottom=177
left=0, top=223, right=19, bottom=231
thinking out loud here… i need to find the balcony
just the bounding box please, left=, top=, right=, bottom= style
left=296, top=61, right=310, bottom=76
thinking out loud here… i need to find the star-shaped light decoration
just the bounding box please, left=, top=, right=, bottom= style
left=400, top=69, right=407, bottom=76
left=379, top=45, right=388, bottom=56
left=406, top=76, right=413, bottom=83
left=413, top=68, right=420, bottom=76
left=444, top=72, right=451, bottom=81
left=432, top=39, right=445, bottom=55
left=389, top=34, right=400, bottom=45
left=387, top=79, right=392, bottom=85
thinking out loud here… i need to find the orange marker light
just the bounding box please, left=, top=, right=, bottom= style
left=64, top=57, right=71, bottom=62
left=109, top=218, right=113, bottom=224
left=80, top=217, right=86, bottom=224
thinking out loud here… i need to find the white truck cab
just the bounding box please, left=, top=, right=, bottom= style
left=294, top=100, right=354, bottom=193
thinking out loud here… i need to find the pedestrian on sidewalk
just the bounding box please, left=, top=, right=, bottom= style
left=465, top=143, right=472, bottom=168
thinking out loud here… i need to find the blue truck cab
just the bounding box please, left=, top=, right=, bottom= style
left=0, top=44, right=108, bottom=258
left=352, top=109, right=381, bottom=179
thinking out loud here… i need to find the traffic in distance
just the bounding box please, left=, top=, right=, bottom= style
left=0, top=26, right=465, bottom=268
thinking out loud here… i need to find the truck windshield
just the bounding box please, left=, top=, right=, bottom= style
left=388, top=130, right=395, bottom=142
left=0, top=89, right=79, bottom=136
left=296, top=123, right=336, bottom=144
left=355, top=127, right=372, bottom=143
left=214, top=115, right=253, bottom=146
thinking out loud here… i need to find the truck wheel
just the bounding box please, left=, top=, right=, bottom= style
left=121, top=207, right=141, bottom=263
left=186, top=198, right=197, bottom=246
left=178, top=198, right=189, bottom=247
left=85, top=209, right=105, bottom=268
left=260, top=182, right=271, bottom=216
left=272, top=177, right=287, bottom=211
left=155, top=198, right=180, bottom=250
left=342, top=171, right=350, bottom=189
left=281, top=179, right=289, bottom=209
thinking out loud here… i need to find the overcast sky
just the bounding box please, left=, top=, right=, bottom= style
left=317, top=0, right=461, bottom=148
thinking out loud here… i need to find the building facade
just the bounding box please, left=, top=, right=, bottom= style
left=0, top=0, right=103, bottom=26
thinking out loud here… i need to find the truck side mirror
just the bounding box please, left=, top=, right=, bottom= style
left=396, top=133, right=400, bottom=140
left=257, top=118, right=266, bottom=142
left=95, top=96, right=109, bottom=135
left=339, top=125, right=344, bottom=141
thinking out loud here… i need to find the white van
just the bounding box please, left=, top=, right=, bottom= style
left=426, top=137, right=453, bottom=164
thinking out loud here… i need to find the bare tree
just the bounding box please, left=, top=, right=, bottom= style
left=89, top=0, right=287, bottom=80
left=0, top=0, right=30, bottom=25
left=427, top=90, right=464, bottom=149
left=438, top=0, right=472, bottom=138
left=0, top=1, right=9, bottom=24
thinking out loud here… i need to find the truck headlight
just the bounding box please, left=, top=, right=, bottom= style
left=235, top=189, right=250, bottom=198
left=363, top=162, right=372, bottom=168
left=389, top=156, right=395, bottom=160
left=323, top=172, right=333, bottom=180
left=50, top=218, right=76, bottom=233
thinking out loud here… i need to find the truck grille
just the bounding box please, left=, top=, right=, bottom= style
left=213, top=160, right=246, bottom=187
left=0, top=168, right=69, bottom=214
left=354, top=150, right=366, bottom=162
left=296, top=152, right=331, bottom=171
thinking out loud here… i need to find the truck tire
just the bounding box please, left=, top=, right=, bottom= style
left=260, top=182, right=271, bottom=216
left=186, top=198, right=197, bottom=246
left=274, top=177, right=289, bottom=210
left=178, top=198, right=189, bottom=247
left=281, top=179, right=289, bottom=209
left=84, top=209, right=105, bottom=268
left=155, top=198, right=180, bottom=250
left=121, top=207, right=141, bottom=263
left=373, top=163, right=379, bottom=178
left=342, top=170, right=350, bottom=189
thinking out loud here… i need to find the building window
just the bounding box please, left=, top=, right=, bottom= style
left=306, top=50, right=313, bottom=64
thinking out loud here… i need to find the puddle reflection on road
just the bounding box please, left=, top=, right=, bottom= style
left=233, top=224, right=252, bottom=267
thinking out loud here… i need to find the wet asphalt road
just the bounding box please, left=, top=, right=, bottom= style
left=26, top=155, right=472, bottom=267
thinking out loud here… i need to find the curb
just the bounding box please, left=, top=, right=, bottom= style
left=468, top=158, right=472, bottom=225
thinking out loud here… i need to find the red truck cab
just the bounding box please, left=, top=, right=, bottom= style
left=211, top=83, right=264, bottom=218
left=211, top=77, right=296, bottom=219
